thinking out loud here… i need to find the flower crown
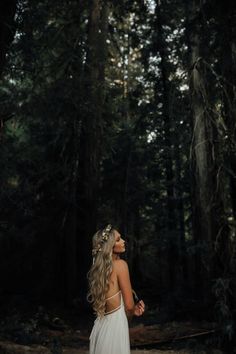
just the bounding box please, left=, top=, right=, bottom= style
left=92, top=224, right=113, bottom=257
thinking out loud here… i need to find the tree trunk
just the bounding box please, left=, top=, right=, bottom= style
left=218, top=2, right=236, bottom=216
left=60, top=0, right=85, bottom=305
left=63, top=123, right=80, bottom=304
left=175, top=147, right=189, bottom=289
left=188, top=0, right=231, bottom=308
left=154, top=1, right=177, bottom=292
left=189, top=0, right=215, bottom=302
left=77, top=0, right=108, bottom=301
left=0, top=0, right=17, bottom=133
left=0, top=0, right=17, bottom=77
left=216, top=2, right=236, bottom=350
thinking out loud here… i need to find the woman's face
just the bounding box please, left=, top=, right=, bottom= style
left=113, top=230, right=126, bottom=254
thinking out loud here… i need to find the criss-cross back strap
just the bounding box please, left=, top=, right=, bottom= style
left=105, top=290, right=121, bottom=301
left=104, top=290, right=122, bottom=315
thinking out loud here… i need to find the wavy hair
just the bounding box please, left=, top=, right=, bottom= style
left=87, top=225, right=116, bottom=318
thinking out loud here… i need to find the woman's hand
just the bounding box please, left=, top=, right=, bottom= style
left=134, top=300, right=145, bottom=317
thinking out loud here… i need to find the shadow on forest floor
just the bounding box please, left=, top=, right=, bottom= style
left=0, top=300, right=223, bottom=354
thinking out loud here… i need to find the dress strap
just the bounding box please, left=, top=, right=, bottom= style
left=105, top=290, right=121, bottom=301
left=104, top=304, right=121, bottom=315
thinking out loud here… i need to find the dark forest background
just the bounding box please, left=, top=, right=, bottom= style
left=0, top=0, right=236, bottom=352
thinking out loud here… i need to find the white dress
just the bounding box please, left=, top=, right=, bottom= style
left=89, top=290, right=130, bottom=354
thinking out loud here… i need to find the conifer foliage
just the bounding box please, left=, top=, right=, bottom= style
left=0, top=0, right=236, bottom=350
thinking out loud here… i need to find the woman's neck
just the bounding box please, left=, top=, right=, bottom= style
left=112, top=253, right=120, bottom=261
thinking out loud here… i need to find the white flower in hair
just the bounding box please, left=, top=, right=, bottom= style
left=92, top=224, right=112, bottom=257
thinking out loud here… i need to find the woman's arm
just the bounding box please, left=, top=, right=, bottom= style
left=114, top=259, right=145, bottom=320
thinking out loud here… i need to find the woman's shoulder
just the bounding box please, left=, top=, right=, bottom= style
left=112, top=259, right=129, bottom=273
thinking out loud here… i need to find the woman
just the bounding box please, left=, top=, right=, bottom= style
left=87, top=224, right=145, bottom=354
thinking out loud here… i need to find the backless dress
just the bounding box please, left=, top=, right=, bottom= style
left=89, top=290, right=130, bottom=354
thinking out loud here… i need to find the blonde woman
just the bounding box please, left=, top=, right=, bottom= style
left=87, top=224, right=145, bottom=354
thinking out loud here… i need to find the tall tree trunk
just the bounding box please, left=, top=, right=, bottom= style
left=154, top=1, right=177, bottom=292
left=218, top=2, right=236, bottom=216
left=217, top=2, right=236, bottom=350
left=60, top=0, right=85, bottom=305
left=120, top=18, right=132, bottom=235
left=175, top=147, right=189, bottom=289
left=189, top=0, right=215, bottom=302
left=0, top=0, right=17, bottom=132
left=63, top=122, right=81, bottom=304
left=188, top=0, right=230, bottom=308
left=77, top=0, right=108, bottom=301
left=130, top=207, right=143, bottom=286
left=0, top=0, right=17, bottom=77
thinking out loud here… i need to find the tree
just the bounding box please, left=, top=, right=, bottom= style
left=188, top=0, right=231, bottom=319
left=76, top=0, right=109, bottom=300
left=0, top=0, right=17, bottom=77
left=0, top=0, right=17, bottom=134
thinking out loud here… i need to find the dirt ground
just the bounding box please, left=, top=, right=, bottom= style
left=63, top=350, right=222, bottom=354
left=0, top=314, right=223, bottom=354
left=132, top=351, right=221, bottom=354
left=0, top=342, right=223, bottom=354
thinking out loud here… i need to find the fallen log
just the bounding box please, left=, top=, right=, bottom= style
left=131, top=328, right=219, bottom=349
left=76, top=322, right=219, bottom=349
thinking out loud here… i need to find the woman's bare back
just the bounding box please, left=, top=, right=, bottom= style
left=104, top=263, right=121, bottom=314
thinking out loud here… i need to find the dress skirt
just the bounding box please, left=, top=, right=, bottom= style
left=89, top=294, right=130, bottom=354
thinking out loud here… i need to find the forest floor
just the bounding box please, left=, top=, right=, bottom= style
left=0, top=301, right=223, bottom=354
left=0, top=345, right=224, bottom=354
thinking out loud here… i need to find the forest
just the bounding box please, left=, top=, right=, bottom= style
left=0, top=0, right=236, bottom=353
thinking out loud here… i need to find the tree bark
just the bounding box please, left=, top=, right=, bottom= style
left=154, top=1, right=177, bottom=292
left=189, top=1, right=215, bottom=301
left=0, top=0, right=17, bottom=134
left=59, top=0, right=85, bottom=305
left=218, top=2, right=236, bottom=215
left=175, top=147, right=189, bottom=288
left=77, top=0, right=109, bottom=300
left=188, top=0, right=231, bottom=306
left=63, top=123, right=80, bottom=304
left=0, top=0, right=17, bottom=77
left=216, top=2, right=236, bottom=350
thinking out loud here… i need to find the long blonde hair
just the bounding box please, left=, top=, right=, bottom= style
left=87, top=225, right=116, bottom=318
